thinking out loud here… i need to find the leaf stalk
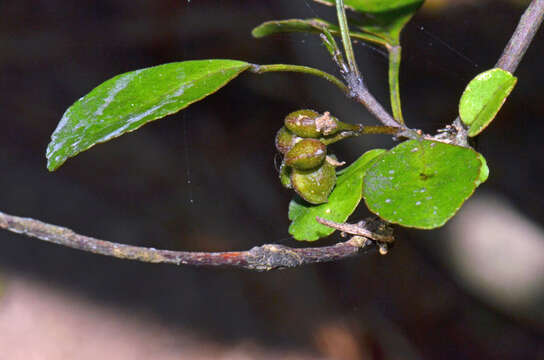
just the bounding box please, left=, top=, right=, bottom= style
left=388, top=45, right=404, bottom=124
left=249, top=63, right=349, bottom=94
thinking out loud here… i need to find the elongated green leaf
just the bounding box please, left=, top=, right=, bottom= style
left=46, top=60, right=251, bottom=171
left=313, top=0, right=424, bottom=43
left=289, top=149, right=386, bottom=241
left=252, top=18, right=386, bottom=45
left=459, top=68, right=517, bottom=137
left=363, top=140, right=483, bottom=229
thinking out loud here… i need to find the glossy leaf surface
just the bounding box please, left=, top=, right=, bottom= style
left=47, top=60, right=251, bottom=171
left=289, top=149, right=385, bottom=241
left=363, top=140, right=482, bottom=229
left=459, top=68, right=517, bottom=137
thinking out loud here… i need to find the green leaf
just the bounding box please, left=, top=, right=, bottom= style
left=476, top=153, right=489, bottom=186
left=316, top=0, right=424, bottom=13
left=313, top=0, right=424, bottom=43
left=459, top=68, right=517, bottom=137
left=46, top=59, right=251, bottom=171
left=252, top=18, right=386, bottom=45
left=363, top=140, right=483, bottom=229
left=288, top=149, right=386, bottom=241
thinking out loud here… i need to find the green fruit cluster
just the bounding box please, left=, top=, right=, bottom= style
left=276, top=109, right=356, bottom=204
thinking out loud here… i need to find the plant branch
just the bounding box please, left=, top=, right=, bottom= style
left=255, top=15, right=403, bottom=131
left=360, top=125, right=400, bottom=135
left=250, top=63, right=402, bottom=130
left=249, top=63, right=349, bottom=94
left=0, top=210, right=381, bottom=271
left=352, top=85, right=404, bottom=128
left=328, top=0, right=404, bottom=129
left=319, top=125, right=401, bottom=145
left=335, top=0, right=360, bottom=78
left=316, top=217, right=394, bottom=243
left=496, top=0, right=544, bottom=73
left=316, top=217, right=394, bottom=255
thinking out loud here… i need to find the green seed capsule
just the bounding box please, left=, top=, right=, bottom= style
left=284, top=109, right=321, bottom=138
left=284, top=109, right=361, bottom=139
left=279, top=162, right=292, bottom=189
left=275, top=126, right=300, bottom=154
left=291, top=161, right=336, bottom=204
left=284, top=138, right=326, bottom=171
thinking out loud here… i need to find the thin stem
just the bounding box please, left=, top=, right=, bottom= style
left=319, top=130, right=359, bottom=145
left=319, top=125, right=401, bottom=145
left=316, top=217, right=394, bottom=243
left=331, top=0, right=404, bottom=129
left=249, top=63, right=349, bottom=95
left=287, top=4, right=402, bottom=129
left=388, top=45, right=404, bottom=124
left=361, top=125, right=400, bottom=135
left=316, top=217, right=394, bottom=255
left=354, top=86, right=403, bottom=128
left=335, top=0, right=360, bottom=78
left=251, top=63, right=403, bottom=131
left=0, top=210, right=379, bottom=271
left=320, top=30, right=349, bottom=75
left=251, top=61, right=401, bottom=130
left=496, top=0, right=544, bottom=73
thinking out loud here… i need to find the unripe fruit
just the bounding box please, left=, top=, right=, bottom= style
left=275, top=126, right=300, bottom=154
left=284, top=109, right=360, bottom=138
left=291, top=161, right=336, bottom=204
left=284, top=109, right=321, bottom=138
left=285, top=138, right=326, bottom=171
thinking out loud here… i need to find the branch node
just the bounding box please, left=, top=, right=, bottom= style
left=247, top=244, right=304, bottom=271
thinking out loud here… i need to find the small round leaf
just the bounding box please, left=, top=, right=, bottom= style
left=459, top=68, right=517, bottom=137
left=362, top=140, right=482, bottom=229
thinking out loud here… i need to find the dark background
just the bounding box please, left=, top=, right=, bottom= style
left=1, top=1, right=543, bottom=359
